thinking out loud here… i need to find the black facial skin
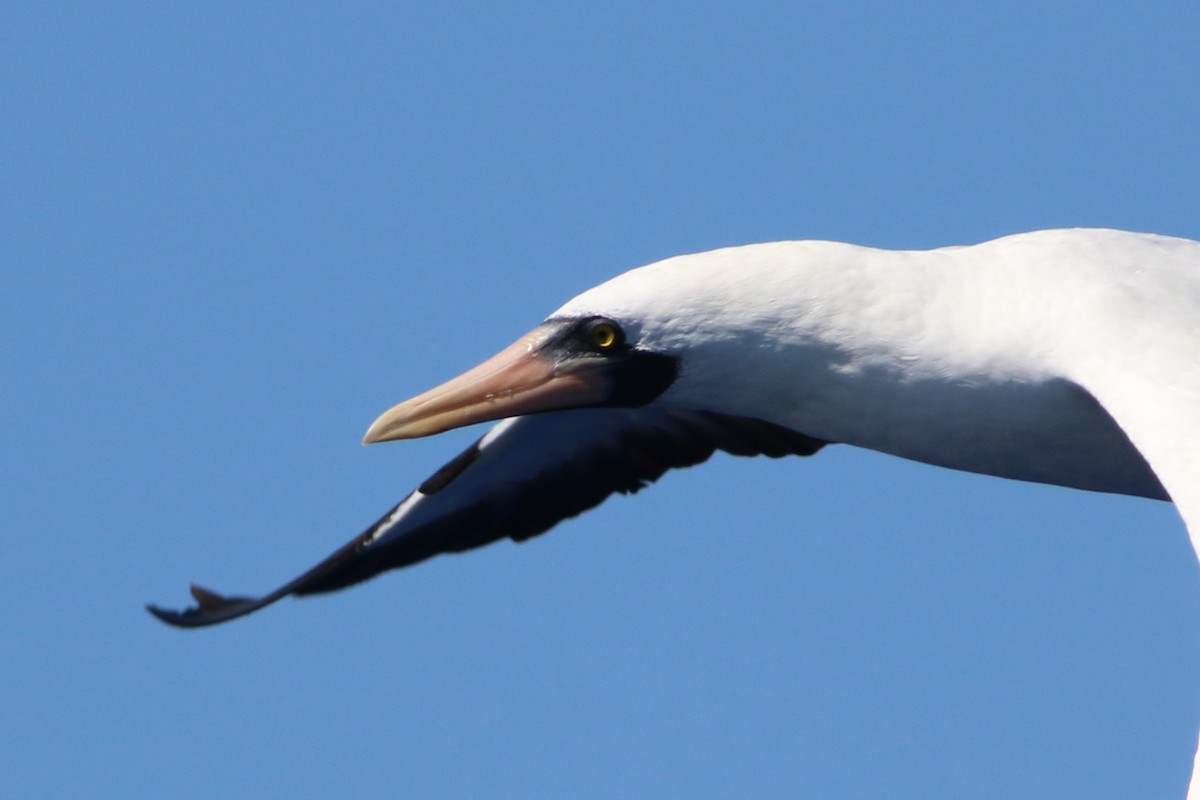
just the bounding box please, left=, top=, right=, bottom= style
left=542, top=316, right=679, bottom=407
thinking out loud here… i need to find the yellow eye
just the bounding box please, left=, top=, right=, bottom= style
left=587, top=320, right=621, bottom=350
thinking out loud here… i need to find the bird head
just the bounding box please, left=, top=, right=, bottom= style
left=361, top=313, right=679, bottom=443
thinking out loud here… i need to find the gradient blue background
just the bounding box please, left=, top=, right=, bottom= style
left=5, top=3, right=1199, bottom=798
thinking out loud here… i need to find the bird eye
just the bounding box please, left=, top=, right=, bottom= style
left=585, top=319, right=622, bottom=350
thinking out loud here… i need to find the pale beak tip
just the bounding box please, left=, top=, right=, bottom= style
left=361, top=422, right=387, bottom=446
left=362, top=404, right=414, bottom=445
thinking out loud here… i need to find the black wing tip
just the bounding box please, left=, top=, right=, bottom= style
left=144, top=518, right=392, bottom=629
left=145, top=584, right=263, bottom=629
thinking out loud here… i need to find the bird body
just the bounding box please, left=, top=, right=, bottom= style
left=558, top=229, right=1191, bottom=499
left=149, top=227, right=1200, bottom=796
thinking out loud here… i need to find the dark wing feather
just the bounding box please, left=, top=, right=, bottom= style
left=147, top=408, right=826, bottom=628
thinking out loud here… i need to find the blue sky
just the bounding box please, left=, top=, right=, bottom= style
left=4, top=2, right=1200, bottom=798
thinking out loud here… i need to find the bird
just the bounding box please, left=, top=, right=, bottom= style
left=148, top=227, right=1200, bottom=795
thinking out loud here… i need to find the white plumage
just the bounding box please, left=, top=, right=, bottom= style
left=151, top=227, right=1200, bottom=796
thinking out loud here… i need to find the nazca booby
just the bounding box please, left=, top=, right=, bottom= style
left=149, top=227, right=1200, bottom=792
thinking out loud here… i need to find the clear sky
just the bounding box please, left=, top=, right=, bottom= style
left=4, top=2, right=1200, bottom=798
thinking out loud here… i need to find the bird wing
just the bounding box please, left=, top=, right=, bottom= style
left=1065, top=260, right=1200, bottom=558
left=148, top=408, right=826, bottom=628
left=1046, top=238, right=1200, bottom=800
left=1078, top=352, right=1200, bottom=800
left=1078, top=369, right=1200, bottom=547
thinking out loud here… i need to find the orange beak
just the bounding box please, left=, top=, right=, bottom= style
left=362, top=326, right=614, bottom=444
